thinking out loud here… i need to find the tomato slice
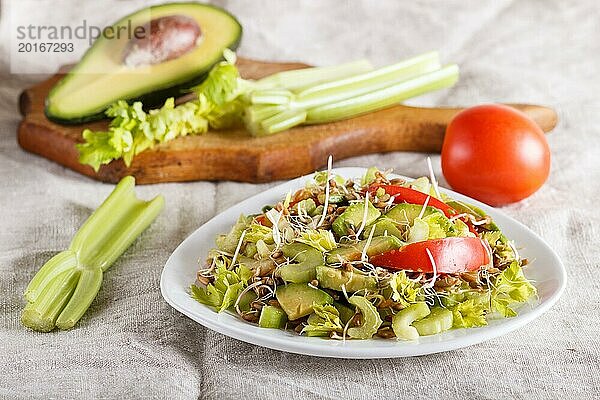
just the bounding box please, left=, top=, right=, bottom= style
left=369, top=184, right=456, bottom=218
left=255, top=214, right=270, bottom=226
left=370, top=237, right=490, bottom=274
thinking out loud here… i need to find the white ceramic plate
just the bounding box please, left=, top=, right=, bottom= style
left=160, top=167, right=566, bottom=358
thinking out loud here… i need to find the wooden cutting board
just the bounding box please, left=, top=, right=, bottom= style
left=18, top=57, right=558, bottom=184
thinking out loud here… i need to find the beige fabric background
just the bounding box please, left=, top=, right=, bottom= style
left=1, top=1, right=599, bottom=399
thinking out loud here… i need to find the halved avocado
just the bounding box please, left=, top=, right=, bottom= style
left=46, top=3, right=242, bottom=124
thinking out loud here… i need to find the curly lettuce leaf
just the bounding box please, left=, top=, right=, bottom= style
left=77, top=98, right=211, bottom=171
left=313, top=171, right=346, bottom=187
left=296, top=229, right=336, bottom=252
left=483, top=231, right=517, bottom=264
left=407, top=212, right=455, bottom=242
left=422, top=212, right=455, bottom=239
left=453, top=218, right=476, bottom=238
left=190, top=263, right=251, bottom=312
left=388, top=271, right=422, bottom=306
left=409, top=177, right=432, bottom=195
left=193, top=49, right=240, bottom=106
left=451, top=299, right=488, bottom=328
left=301, top=304, right=344, bottom=337
left=78, top=50, right=248, bottom=171
left=244, top=223, right=274, bottom=244
left=361, top=167, right=381, bottom=186
left=491, top=261, right=537, bottom=317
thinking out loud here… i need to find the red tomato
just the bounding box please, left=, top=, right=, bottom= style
left=370, top=237, right=490, bottom=274
left=441, top=104, right=551, bottom=206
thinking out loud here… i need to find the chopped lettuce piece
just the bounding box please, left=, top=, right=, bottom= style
left=190, top=263, right=251, bottom=312
left=409, top=177, right=432, bottom=195
left=244, top=223, right=274, bottom=244
left=484, top=231, right=517, bottom=264
left=491, top=261, right=537, bottom=317
left=388, top=271, right=422, bottom=306
left=313, top=171, right=346, bottom=187
left=296, top=229, right=337, bottom=252
left=453, top=218, right=476, bottom=238
left=302, top=304, right=344, bottom=337
left=422, top=212, right=455, bottom=239
left=407, top=212, right=456, bottom=242
left=408, top=217, right=429, bottom=243
left=451, top=299, right=488, bottom=328
left=361, top=167, right=381, bottom=186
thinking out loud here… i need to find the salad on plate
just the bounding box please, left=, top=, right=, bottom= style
left=190, top=164, right=537, bottom=341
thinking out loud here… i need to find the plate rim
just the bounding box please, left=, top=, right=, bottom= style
left=160, top=167, right=567, bottom=358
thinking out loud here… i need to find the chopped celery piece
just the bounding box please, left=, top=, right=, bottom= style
left=21, top=176, right=164, bottom=332
left=259, top=306, right=288, bottom=329
left=347, top=296, right=382, bottom=339
left=278, top=243, right=323, bottom=283
left=392, top=302, right=430, bottom=340
left=412, top=307, right=453, bottom=336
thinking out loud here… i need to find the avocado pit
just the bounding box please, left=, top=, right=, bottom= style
left=123, top=15, right=202, bottom=67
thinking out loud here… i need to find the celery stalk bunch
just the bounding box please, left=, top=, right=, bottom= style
left=78, top=50, right=459, bottom=171
left=21, top=177, right=164, bottom=332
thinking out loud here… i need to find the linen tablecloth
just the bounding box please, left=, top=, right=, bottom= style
left=1, top=1, right=599, bottom=398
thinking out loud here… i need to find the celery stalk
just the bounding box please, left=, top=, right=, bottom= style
left=55, top=269, right=103, bottom=330
left=294, top=51, right=441, bottom=109
left=305, top=64, right=459, bottom=124
left=254, top=59, right=374, bottom=91
left=24, top=250, right=77, bottom=303
left=257, top=109, right=307, bottom=136
left=250, top=89, right=293, bottom=106
left=21, top=176, right=164, bottom=332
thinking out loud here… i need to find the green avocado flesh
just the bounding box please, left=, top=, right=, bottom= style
left=325, top=236, right=402, bottom=264
left=45, top=3, right=242, bottom=124
left=331, top=200, right=380, bottom=237
left=384, top=203, right=439, bottom=225
left=275, top=283, right=333, bottom=320
left=316, top=266, right=377, bottom=292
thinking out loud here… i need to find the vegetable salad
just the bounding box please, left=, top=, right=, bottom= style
left=190, top=167, right=536, bottom=340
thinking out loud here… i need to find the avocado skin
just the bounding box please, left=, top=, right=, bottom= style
left=45, top=2, right=242, bottom=125
left=44, top=71, right=215, bottom=125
